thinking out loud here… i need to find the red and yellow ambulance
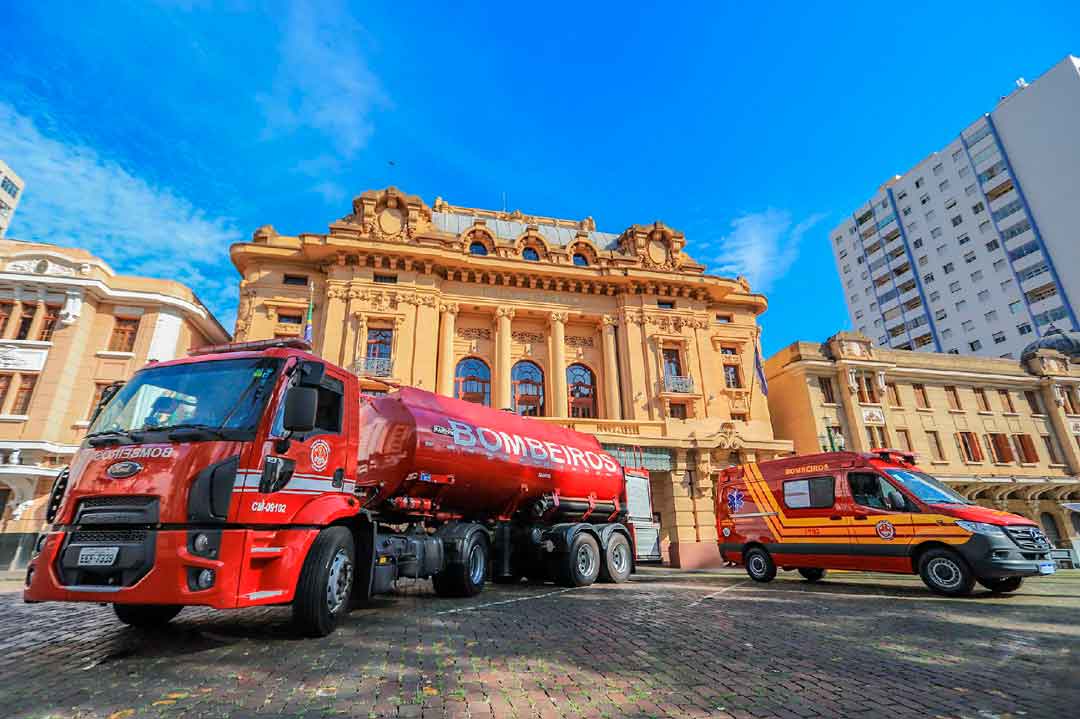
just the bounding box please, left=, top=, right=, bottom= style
left=716, top=450, right=1056, bottom=595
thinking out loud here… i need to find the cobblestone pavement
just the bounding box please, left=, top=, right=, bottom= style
left=0, top=568, right=1077, bottom=719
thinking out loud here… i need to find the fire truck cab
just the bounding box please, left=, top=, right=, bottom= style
left=716, top=450, right=1056, bottom=596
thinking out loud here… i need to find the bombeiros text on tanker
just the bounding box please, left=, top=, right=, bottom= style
left=441, top=419, right=621, bottom=474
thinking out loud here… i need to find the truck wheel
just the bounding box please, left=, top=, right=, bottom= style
left=918, top=548, right=975, bottom=596
left=977, top=576, right=1023, bottom=593
left=113, top=603, right=183, bottom=628
left=744, top=547, right=776, bottom=583
left=797, top=568, right=826, bottom=582
left=292, top=527, right=355, bottom=637
left=598, top=533, right=633, bottom=584
left=554, top=533, right=601, bottom=587
left=433, top=532, right=488, bottom=598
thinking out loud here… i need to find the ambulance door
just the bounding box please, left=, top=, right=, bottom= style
left=844, top=471, right=915, bottom=572
left=777, top=474, right=861, bottom=571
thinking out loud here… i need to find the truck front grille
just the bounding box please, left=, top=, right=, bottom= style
left=69, top=529, right=149, bottom=544
left=1005, top=525, right=1051, bottom=551
left=73, top=495, right=159, bottom=525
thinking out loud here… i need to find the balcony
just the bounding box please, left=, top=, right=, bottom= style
left=355, top=356, right=393, bottom=377
left=663, top=374, right=695, bottom=393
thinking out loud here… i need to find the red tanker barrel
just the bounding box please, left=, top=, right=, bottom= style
left=356, top=387, right=625, bottom=518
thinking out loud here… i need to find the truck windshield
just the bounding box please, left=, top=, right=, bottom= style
left=87, top=358, right=283, bottom=439
left=883, top=468, right=971, bottom=505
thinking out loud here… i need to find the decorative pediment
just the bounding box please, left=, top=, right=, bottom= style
left=342, top=186, right=432, bottom=242
left=5, top=255, right=90, bottom=278
left=616, top=221, right=687, bottom=270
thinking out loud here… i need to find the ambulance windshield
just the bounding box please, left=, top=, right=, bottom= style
left=884, top=469, right=971, bottom=505
left=87, top=358, right=283, bottom=439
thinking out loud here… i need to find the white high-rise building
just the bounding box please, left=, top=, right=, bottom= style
left=0, top=160, right=24, bottom=239
left=830, top=55, right=1080, bottom=359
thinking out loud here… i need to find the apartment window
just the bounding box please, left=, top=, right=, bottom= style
left=996, top=390, right=1015, bottom=414
left=923, top=272, right=935, bottom=284
left=956, top=431, right=983, bottom=462
left=913, top=384, right=930, bottom=409
left=15, top=303, right=34, bottom=340
left=925, top=209, right=936, bottom=221
left=913, top=238, right=924, bottom=249
left=1013, top=434, right=1039, bottom=464
left=854, top=310, right=863, bottom=320
left=962, top=320, right=974, bottom=332
left=1, top=178, right=18, bottom=198
left=7, top=374, right=37, bottom=415
left=963, top=251, right=977, bottom=265
left=915, top=177, right=924, bottom=189
left=969, top=339, right=983, bottom=351
left=929, top=291, right=940, bottom=302
left=1043, top=435, right=1062, bottom=465
left=818, top=377, right=836, bottom=404
left=945, top=386, right=962, bottom=411
left=977, top=289, right=990, bottom=302
left=985, top=239, right=1000, bottom=252
left=886, top=382, right=902, bottom=407
left=926, top=430, right=946, bottom=461
left=943, top=263, right=955, bottom=275
left=992, top=331, right=1006, bottom=344
left=1017, top=322, right=1033, bottom=336
left=277, top=312, right=302, bottom=325
left=965, top=183, right=976, bottom=196
left=657, top=300, right=675, bottom=310
left=972, top=201, right=985, bottom=215
left=714, top=314, right=732, bottom=324
left=0, top=302, right=11, bottom=336
left=939, top=180, right=950, bottom=192
left=918, top=255, right=929, bottom=267
left=1063, top=386, right=1080, bottom=415
left=955, top=300, right=967, bottom=311
left=857, top=375, right=879, bottom=404
left=724, top=365, right=742, bottom=389
left=282, top=274, right=309, bottom=286
left=951, top=215, right=963, bottom=228
left=896, top=428, right=913, bottom=452
left=957, top=233, right=970, bottom=245
left=0, top=374, right=10, bottom=411
left=668, top=403, right=687, bottom=420
left=107, top=317, right=140, bottom=353
left=902, top=206, right=912, bottom=217
left=994, top=259, right=1006, bottom=272
left=866, top=425, right=889, bottom=449
left=979, top=220, right=992, bottom=234
left=38, top=305, right=61, bottom=342
left=933, top=163, right=944, bottom=176
left=984, top=311, right=998, bottom=324
left=1024, top=391, right=1042, bottom=415
left=935, top=309, right=947, bottom=320
left=1000, top=279, right=1013, bottom=292
left=959, top=165, right=970, bottom=178
left=931, top=227, right=943, bottom=239
left=942, top=328, right=953, bottom=339
left=987, top=433, right=1015, bottom=463
left=373, top=274, right=398, bottom=284
left=974, top=388, right=990, bottom=412
left=936, top=244, right=947, bottom=256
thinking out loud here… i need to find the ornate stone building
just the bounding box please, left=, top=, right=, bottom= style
left=0, top=240, right=230, bottom=570
left=765, top=330, right=1080, bottom=560
left=230, top=187, right=792, bottom=567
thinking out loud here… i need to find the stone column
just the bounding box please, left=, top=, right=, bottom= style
left=321, top=284, right=348, bottom=364
left=26, top=298, right=46, bottom=341
left=341, top=288, right=366, bottom=369
left=838, top=366, right=867, bottom=452
left=600, top=315, right=621, bottom=420
left=550, top=312, right=568, bottom=417
left=353, top=313, right=368, bottom=371
left=494, top=307, right=515, bottom=410
left=436, top=303, right=458, bottom=397
left=4, top=291, right=24, bottom=340
left=1041, top=381, right=1080, bottom=475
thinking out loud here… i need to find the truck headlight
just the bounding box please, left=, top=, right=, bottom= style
left=955, top=520, right=1005, bottom=536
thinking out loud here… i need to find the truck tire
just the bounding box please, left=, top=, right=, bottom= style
left=744, top=547, right=776, bottom=583
left=977, top=576, right=1023, bottom=593
left=113, top=603, right=183, bottom=628
left=918, top=548, right=975, bottom=597
left=292, top=526, right=355, bottom=637
left=598, top=533, right=632, bottom=584
left=797, top=568, right=826, bottom=582
left=553, top=532, right=601, bottom=587
left=433, top=531, right=488, bottom=598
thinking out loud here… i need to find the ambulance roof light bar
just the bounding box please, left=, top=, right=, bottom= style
left=872, top=448, right=918, bottom=466
left=189, top=338, right=313, bottom=356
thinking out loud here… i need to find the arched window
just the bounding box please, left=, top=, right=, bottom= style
left=572, top=252, right=589, bottom=267
left=1040, top=512, right=1063, bottom=548
left=522, top=247, right=540, bottom=262
left=567, top=363, right=597, bottom=418
left=455, top=358, right=491, bottom=406
left=469, top=241, right=489, bottom=256
left=511, top=360, right=545, bottom=416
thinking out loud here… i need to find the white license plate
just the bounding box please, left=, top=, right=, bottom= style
left=77, top=546, right=119, bottom=567
left=1038, top=561, right=1056, bottom=575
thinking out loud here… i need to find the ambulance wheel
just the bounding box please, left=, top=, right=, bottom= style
left=553, top=533, right=601, bottom=587
left=918, top=548, right=975, bottom=596
left=113, top=603, right=182, bottom=628
left=744, top=547, right=776, bottom=583
left=292, top=526, right=355, bottom=637
left=433, top=532, right=488, bottom=598
left=798, top=568, right=826, bottom=583
left=598, top=533, right=633, bottom=584
left=977, top=576, right=1023, bottom=593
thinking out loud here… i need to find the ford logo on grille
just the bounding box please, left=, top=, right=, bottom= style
left=106, top=461, right=143, bottom=479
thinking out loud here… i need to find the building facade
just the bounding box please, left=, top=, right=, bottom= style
left=0, top=240, right=229, bottom=570
left=830, top=55, right=1080, bottom=360
left=230, top=187, right=792, bottom=568
left=0, top=160, right=25, bottom=239
left=765, top=331, right=1080, bottom=559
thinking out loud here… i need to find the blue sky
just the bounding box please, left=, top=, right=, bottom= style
left=1, top=1, right=1076, bottom=355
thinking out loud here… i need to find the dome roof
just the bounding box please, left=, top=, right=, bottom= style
left=1021, top=325, right=1080, bottom=360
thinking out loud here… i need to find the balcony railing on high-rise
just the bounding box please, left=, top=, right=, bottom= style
left=663, top=374, right=694, bottom=393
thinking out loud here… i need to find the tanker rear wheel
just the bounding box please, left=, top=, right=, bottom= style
left=598, top=533, right=633, bottom=584
left=553, top=533, right=601, bottom=588
left=433, top=532, right=488, bottom=598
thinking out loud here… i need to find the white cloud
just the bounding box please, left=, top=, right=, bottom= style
left=257, top=0, right=390, bottom=159
left=0, top=102, right=242, bottom=329
left=706, top=209, right=827, bottom=293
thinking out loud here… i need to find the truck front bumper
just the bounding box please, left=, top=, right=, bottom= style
left=23, top=527, right=317, bottom=609
left=956, top=533, right=1055, bottom=580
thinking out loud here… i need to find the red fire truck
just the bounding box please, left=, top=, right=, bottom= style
left=24, top=340, right=643, bottom=636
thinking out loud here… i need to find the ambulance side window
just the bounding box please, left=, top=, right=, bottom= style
left=783, top=476, right=835, bottom=509
left=848, top=473, right=896, bottom=510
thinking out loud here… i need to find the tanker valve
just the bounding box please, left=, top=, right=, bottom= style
left=389, top=496, right=434, bottom=512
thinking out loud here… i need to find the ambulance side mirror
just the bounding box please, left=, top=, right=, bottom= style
left=283, top=386, right=318, bottom=433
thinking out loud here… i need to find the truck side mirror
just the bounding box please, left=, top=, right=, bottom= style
left=283, top=386, right=318, bottom=433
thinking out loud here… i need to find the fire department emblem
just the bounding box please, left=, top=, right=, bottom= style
left=310, top=439, right=331, bottom=472
left=727, top=488, right=746, bottom=514
left=875, top=519, right=896, bottom=541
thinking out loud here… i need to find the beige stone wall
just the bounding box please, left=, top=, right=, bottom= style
left=231, top=187, right=795, bottom=567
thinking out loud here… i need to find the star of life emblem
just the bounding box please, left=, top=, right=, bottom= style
left=727, top=488, right=746, bottom=514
